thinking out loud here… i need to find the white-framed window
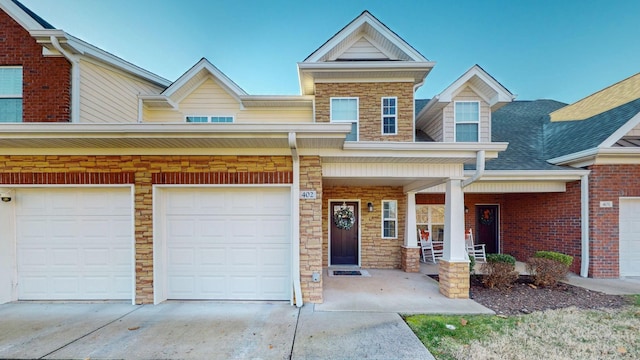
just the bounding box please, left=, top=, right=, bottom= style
left=330, top=97, right=358, bottom=141
left=381, top=97, right=397, bottom=135
left=0, top=66, right=23, bottom=123
left=186, top=115, right=234, bottom=123
left=454, top=101, right=479, bottom=142
left=382, top=200, right=398, bottom=238
left=416, top=204, right=445, bottom=241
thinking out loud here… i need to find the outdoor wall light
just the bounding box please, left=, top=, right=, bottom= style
left=0, top=190, right=12, bottom=203
left=367, top=202, right=374, bottom=212
left=464, top=205, right=469, bottom=213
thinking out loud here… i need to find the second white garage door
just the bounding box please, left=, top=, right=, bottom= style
left=163, top=187, right=291, bottom=300
left=619, top=198, right=640, bottom=277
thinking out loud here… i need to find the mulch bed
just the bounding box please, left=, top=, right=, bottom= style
left=430, top=275, right=631, bottom=316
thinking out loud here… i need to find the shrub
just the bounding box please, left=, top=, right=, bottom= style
left=526, top=251, right=572, bottom=287
left=480, top=253, right=519, bottom=289
left=533, top=251, right=573, bottom=267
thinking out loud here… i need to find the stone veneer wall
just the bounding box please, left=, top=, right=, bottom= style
left=0, top=155, right=293, bottom=304
left=314, top=82, right=415, bottom=142
left=298, top=156, right=324, bottom=303
left=323, top=186, right=406, bottom=268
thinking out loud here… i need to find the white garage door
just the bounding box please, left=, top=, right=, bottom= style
left=164, top=187, right=291, bottom=300
left=17, top=188, right=133, bottom=300
left=619, top=198, right=640, bottom=277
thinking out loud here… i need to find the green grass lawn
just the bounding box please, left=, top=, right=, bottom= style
left=404, top=295, right=640, bottom=360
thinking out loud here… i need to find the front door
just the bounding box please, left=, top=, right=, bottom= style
left=475, top=205, right=499, bottom=254
left=330, top=201, right=359, bottom=265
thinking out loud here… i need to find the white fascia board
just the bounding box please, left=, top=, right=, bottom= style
left=344, top=141, right=508, bottom=153
left=547, top=147, right=599, bottom=166
left=0, top=122, right=352, bottom=137
left=600, top=111, right=640, bottom=147
left=29, top=31, right=171, bottom=88
left=0, top=0, right=47, bottom=30
left=139, top=95, right=178, bottom=110
left=475, top=169, right=590, bottom=182
left=298, top=61, right=436, bottom=71
left=239, top=95, right=314, bottom=108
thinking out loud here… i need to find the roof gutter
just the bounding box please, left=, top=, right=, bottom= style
left=50, top=35, right=80, bottom=123
left=462, top=150, right=485, bottom=188
left=288, top=132, right=303, bottom=307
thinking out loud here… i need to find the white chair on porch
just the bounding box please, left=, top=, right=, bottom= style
left=419, top=229, right=443, bottom=263
left=465, top=228, right=486, bottom=262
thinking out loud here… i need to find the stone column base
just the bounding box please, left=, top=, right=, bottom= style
left=401, top=246, right=421, bottom=273
left=438, top=260, right=470, bottom=299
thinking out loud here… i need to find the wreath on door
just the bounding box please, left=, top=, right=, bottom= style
left=333, top=203, right=355, bottom=230
left=479, top=208, right=494, bottom=225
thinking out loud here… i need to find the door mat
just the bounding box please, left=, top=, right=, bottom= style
left=328, top=269, right=371, bottom=277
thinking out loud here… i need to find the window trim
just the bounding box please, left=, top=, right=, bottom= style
left=185, top=115, right=234, bottom=123
left=454, top=101, right=480, bottom=142
left=381, top=96, right=397, bottom=135
left=0, top=66, right=23, bottom=123
left=381, top=200, right=398, bottom=239
left=416, top=204, right=445, bottom=241
left=330, top=97, right=359, bottom=141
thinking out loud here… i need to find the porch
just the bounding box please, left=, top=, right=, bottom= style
left=314, top=264, right=494, bottom=314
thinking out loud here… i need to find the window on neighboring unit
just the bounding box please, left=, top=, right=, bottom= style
left=382, top=200, right=398, bottom=238
left=0, top=66, right=23, bottom=123
left=186, top=116, right=234, bottom=123
left=416, top=204, right=445, bottom=241
left=330, top=97, right=358, bottom=141
left=454, top=101, right=479, bottom=142
left=381, top=97, right=397, bottom=135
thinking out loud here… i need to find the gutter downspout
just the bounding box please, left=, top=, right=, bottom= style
left=50, top=36, right=80, bottom=123
left=462, top=150, right=485, bottom=188
left=580, top=174, right=589, bottom=277
left=289, top=132, right=303, bottom=307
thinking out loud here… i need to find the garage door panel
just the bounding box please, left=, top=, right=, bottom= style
left=16, top=188, right=133, bottom=300
left=620, top=198, right=640, bottom=277
left=164, top=187, right=291, bottom=300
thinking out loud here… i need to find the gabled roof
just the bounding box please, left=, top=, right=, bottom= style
left=550, top=72, right=640, bottom=122
left=297, top=11, right=435, bottom=95
left=416, top=65, right=515, bottom=130
left=8, top=0, right=53, bottom=29
left=304, top=10, right=429, bottom=63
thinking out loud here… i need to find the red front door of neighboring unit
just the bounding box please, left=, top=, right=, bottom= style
left=330, top=201, right=359, bottom=265
left=475, top=205, right=499, bottom=254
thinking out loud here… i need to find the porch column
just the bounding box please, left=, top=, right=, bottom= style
left=439, top=179, right=470, bottom=298
left=401, top=191, right=420, bottom=272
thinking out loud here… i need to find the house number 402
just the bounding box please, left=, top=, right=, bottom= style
left=300, top=191, right=317, bottom=200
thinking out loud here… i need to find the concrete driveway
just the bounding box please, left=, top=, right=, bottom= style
left=0, top=302, right=433, bottom=359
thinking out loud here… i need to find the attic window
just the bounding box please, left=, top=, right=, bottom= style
left=186, top=116, right=234, bottom=123
left=454, top=101, right=479, bottom=142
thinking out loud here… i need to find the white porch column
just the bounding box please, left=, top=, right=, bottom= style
left=404, top=191, right=418, bottom=247
left=443, top=179, right=468, bottom=262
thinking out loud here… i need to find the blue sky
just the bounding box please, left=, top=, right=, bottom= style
left=20, top=0, right=640, bottom=104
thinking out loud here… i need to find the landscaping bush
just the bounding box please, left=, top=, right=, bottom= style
left=469, top=254, right=476, bottom=275
left=480, top=253, right=519, bottom=289
left=526, top=251, right=573, bottom=287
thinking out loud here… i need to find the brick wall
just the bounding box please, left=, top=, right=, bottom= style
left=589, top=164, right=640, bottom=277
left=0, top=155, right=293, bottom=304
left=315, top=82, right=414, bottom=142
left=323, top=186, right=406, bottom=268
left=0, top=11, right=71, bottom=122
left=417, top=189, right=583, bottom=275
left=299, top=156, right=324, bottom=303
